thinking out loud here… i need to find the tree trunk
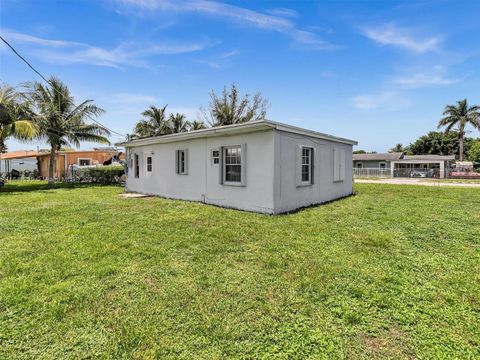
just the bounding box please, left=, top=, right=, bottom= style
left=0, top=144, right=4, bottom=177
left=459, top=132, right=464, bottom=161
left=48, top=146, right=56, bottom=184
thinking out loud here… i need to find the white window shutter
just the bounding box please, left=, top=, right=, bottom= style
left=219, top=146, right=224, bottom=184
left=184, top=149, right=189, bottom=175
left=333, top=148, right=338, bottom=181
left=311, top=147, right=315, bottom=185
left=296, top=145, right=302, bottom=186
left=241, top=144, right=246, bottom=186
left=175, top=150, right=179, bottom=174
left=340, top=149, right=345, bottom=181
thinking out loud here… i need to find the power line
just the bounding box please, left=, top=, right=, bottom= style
left=0, top=34, right=126, bottom=138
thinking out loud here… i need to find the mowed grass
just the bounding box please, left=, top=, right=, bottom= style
left=0, top=182, right=479, bottom=359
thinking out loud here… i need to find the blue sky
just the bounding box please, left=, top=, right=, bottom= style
left=1, top=0, right=479, bottom=152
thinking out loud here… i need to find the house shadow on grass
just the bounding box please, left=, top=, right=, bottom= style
left=0, top=181, right=121, bottom=194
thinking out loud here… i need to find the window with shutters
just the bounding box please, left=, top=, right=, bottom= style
left=333, top=148, right=345, bottom=182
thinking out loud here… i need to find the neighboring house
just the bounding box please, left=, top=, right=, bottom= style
left=117, top=120, right=357, bottom=214
left=352, top=152, right=403, bottom=169
left=0, top=150, right=38, bottom=177
left=353, top=153, right=455, bottom=178
left=37, top=149, right=124, bottom=179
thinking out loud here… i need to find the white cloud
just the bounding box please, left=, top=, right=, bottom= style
left=115, top=0, right=335, bottom=50
left=393, top=66, right=460, bottom=87
left=352, top=91, right=411, bottom=111
left=265, top=8, right=299, bottom=19
left=361, top=23, right=440, bottom=53
left=1, top=28, right=215, bottom=68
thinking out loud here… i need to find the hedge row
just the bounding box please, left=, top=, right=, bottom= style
left=76, top=165, right=125, bottom=184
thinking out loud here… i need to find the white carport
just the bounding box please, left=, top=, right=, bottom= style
left=390, top=155, right=455, bottom=179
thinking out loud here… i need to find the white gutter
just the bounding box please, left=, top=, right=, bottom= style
left=116, top=120, right=357, bottom=148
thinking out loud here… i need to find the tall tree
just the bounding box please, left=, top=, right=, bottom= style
left=167, top=113, right=190, bottom=134
left=26, top=77, right=110, bottom=183
left=407, top=131, right=474, bottom=157
left=0, top=85, right=37, bottom=154
left=203, top=84, right=269, bottom=127
left=437, top=99, right=480, bottom=160
left=132, top=105, right=169, bottom=138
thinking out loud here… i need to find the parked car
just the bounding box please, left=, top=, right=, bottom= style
left=410, top=169, right=428, bottom=178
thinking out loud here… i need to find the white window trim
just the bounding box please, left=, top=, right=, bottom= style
left=134, top=153, right=140, bottom=178
left=220, top=144, right=246, bottom=186
left=145, top=155, right=153, bottom=174
left=296, top=145, right=315, bottom=187
left=175, top=149, right=188, bottom=175
left=77, top=158, right=92, bottom=166
left=211, top=148, right=220, bottom=166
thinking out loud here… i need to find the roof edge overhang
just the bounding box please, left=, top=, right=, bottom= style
left=116, top=120, right=358, bottom=148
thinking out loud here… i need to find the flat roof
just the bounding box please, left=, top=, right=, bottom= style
left=116, top=119, right=358, bottom=147
left=403, top=155, right=455, bottom=161
left=353, top=152, right=403, bottom=161
left=37, top=149, right=119, bottom=157
left=0, top=150, right=39, bottom=160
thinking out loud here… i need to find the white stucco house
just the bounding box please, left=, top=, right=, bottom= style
left=117, top=120, right=357, bottom=214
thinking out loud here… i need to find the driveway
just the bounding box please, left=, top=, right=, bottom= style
left=355, top=178, right=480, bottom=188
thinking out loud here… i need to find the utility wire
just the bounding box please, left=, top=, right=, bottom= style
left=0, top=34, right=126, bottom=138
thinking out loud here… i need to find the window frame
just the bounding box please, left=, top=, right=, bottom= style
left=134, top=153, right=140, bottom=178
left=379, top=162, right=387, bottom=169
left=211, top=149, right=220, bottom=166
left=78, top=158, right=92, bottom=166
left=300, top=146, right=314, bottom=186
left=296, top=145, right=314, bottom=187
left=146, top=155, right=153, bottom=173
left=175, top=149, right=188, bottom=175
left=220, top=144, right=246, bottom=186
left=356, top=162, right=363, bottom=169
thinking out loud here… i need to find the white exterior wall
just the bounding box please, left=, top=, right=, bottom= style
left=125, top=130, right=276, bottom=213
left=273, top=130, right=353, bottom=213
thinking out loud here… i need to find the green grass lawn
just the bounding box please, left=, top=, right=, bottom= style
left=1, top=181, right=479, bottom=359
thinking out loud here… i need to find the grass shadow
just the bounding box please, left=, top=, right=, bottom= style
left=0, top=181, right=122, bottom=194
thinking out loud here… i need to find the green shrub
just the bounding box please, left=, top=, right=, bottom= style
left=78, top=165, right=125, bottom=184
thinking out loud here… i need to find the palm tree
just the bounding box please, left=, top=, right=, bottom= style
left=0, top=85, right=37, bottom=154
left=133, top=105, right=169, bottom=138
left=389, top=143, right=404, bottom=153
left=26, top=77, right=110, bottom=183
left=168, top=113, right=190, bottom=134
left=189, top=120, right=207, bottom=131
left=438, top=99, right=480, bottom=160
left=203, top=84, right=269, bottom=127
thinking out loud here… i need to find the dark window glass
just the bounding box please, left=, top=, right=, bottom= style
left=134, top=154, right=139, bottom=178
left=212, top=150, right=220, bottom=165
left=147, top=156, right=152, bottom=172
left=224, top=146, right=242, bottom=182
left=301, top=148, right=311, bottom=182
